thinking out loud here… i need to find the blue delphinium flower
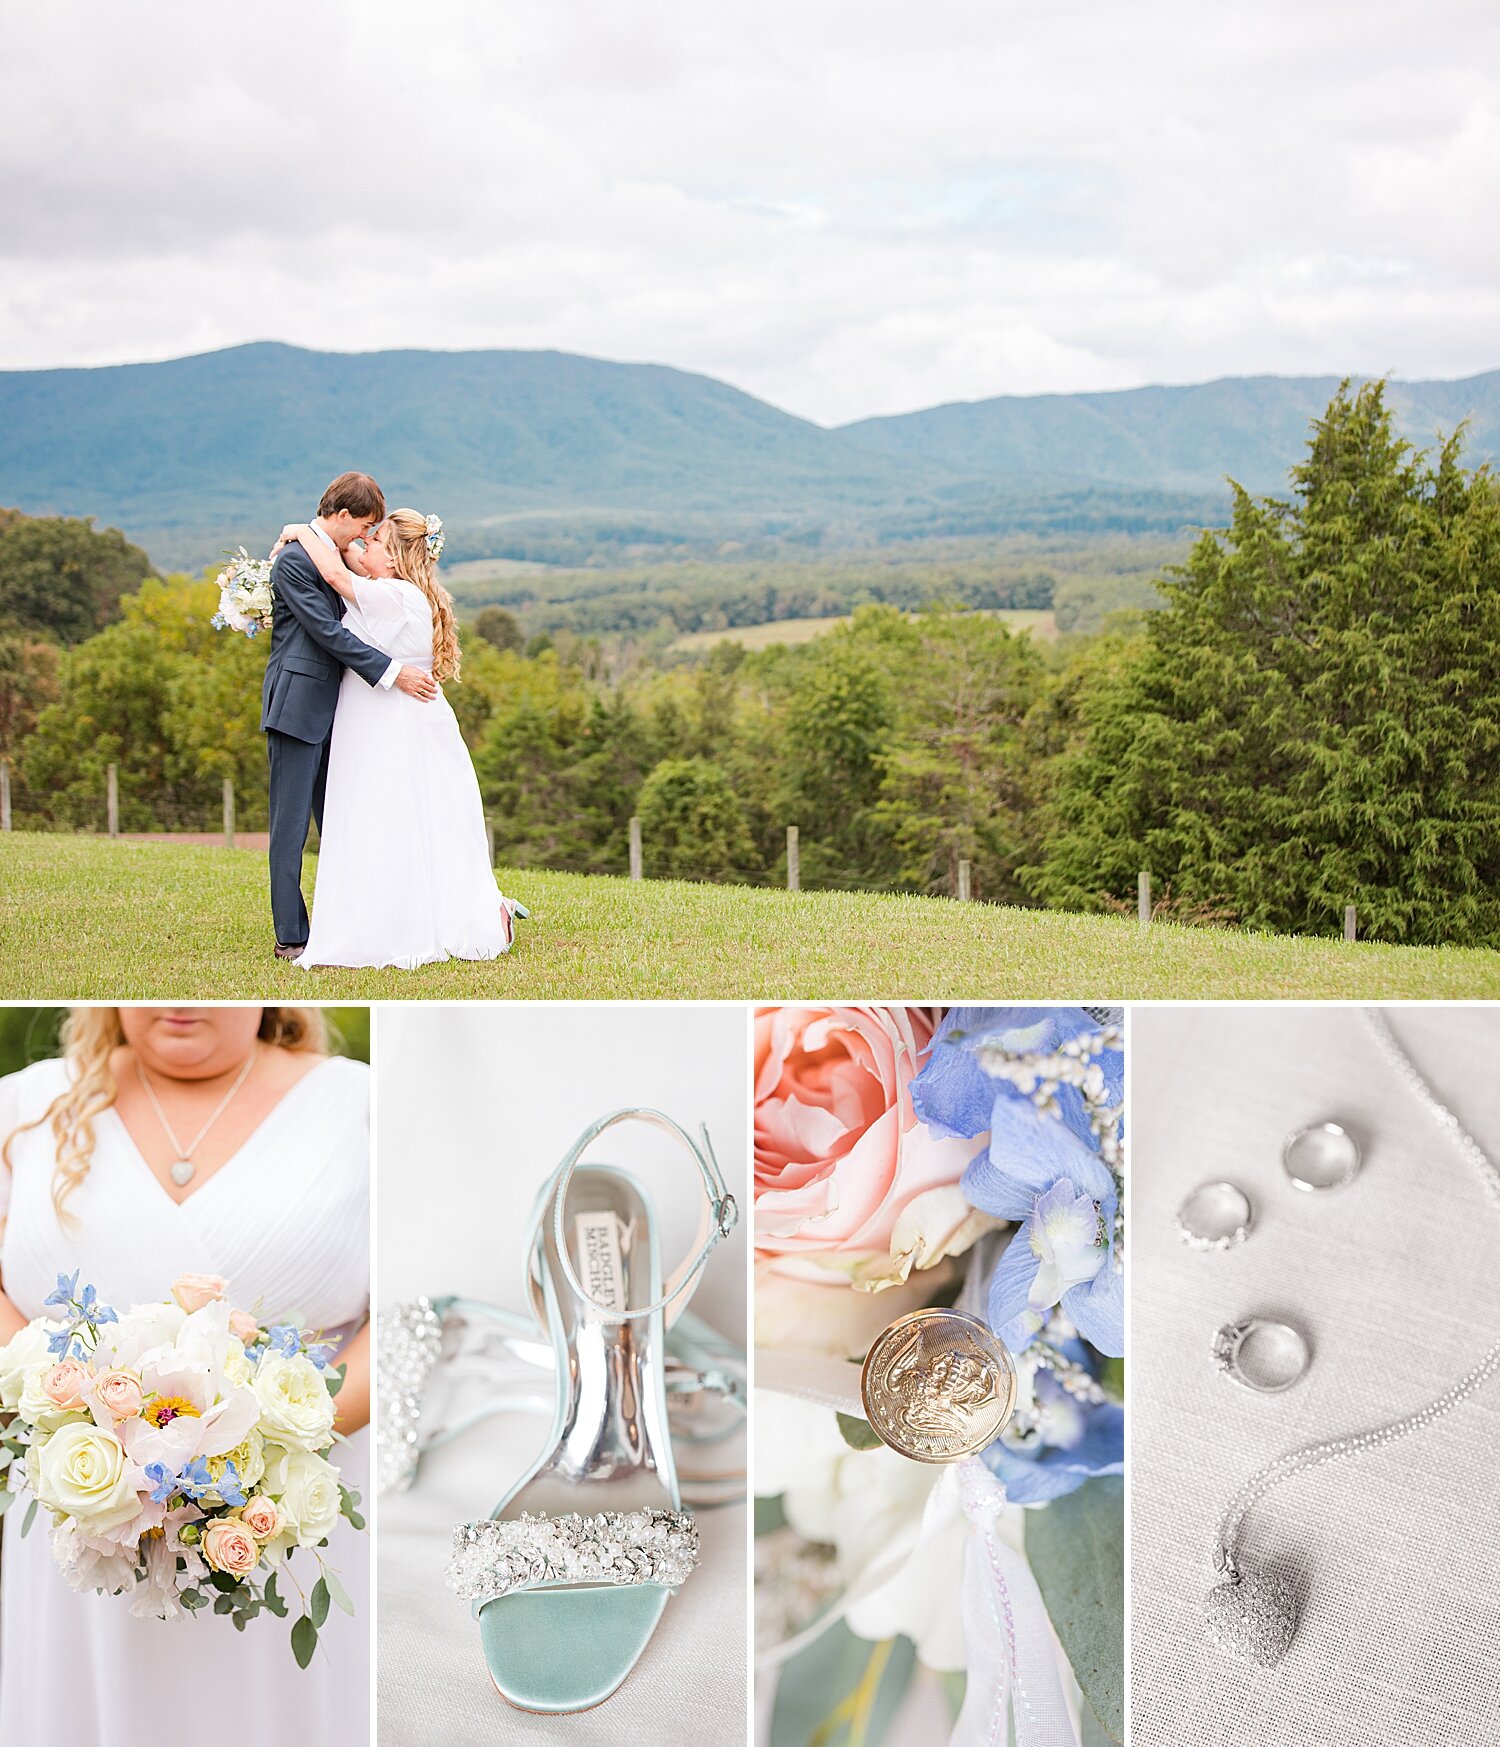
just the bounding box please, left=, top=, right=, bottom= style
left=44, top=1274, right=119, bottom=1357
left=911, top=1007, right=1123, bottom=1356
left=983, top=1335, right=1123, bottom=1504
left=146, top=1456, right=245, bottom=1507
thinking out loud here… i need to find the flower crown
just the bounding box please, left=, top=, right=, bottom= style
left=424, top=513, right=445, bottom=561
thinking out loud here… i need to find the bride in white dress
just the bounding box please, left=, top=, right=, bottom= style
left=0, top=1006, right=370, bottom=1744
left=281, top=509, right=524, bottom=970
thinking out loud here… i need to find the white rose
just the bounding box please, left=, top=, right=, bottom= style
left=34, top=1422, right=142, bottom=1534
left=251, top=1353, right=335, bottom=1451
left=0, top=1320, right=51, bottom=1409
left=263, top=1445, right=342, bottom=1548
left=222, top=1347, right=254, bottom=1388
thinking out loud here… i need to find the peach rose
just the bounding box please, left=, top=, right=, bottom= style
left=171, top=1272, right=229, bottom=1313
left=92, top=1367, right=144, bottom=1420
left=240, top=1495, right=282, bottom=1541
left=755, top=1005, right=996, bottom=1290
left=42, top=1358, right=93, bottom=1411
left=202, top=1518, right=261, bottom=1578
left=229, top=1310, right=261, bottom=1345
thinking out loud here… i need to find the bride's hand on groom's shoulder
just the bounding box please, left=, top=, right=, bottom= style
left=269, top=522, right=305, bottom=558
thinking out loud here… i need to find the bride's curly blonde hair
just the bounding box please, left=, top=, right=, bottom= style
left=1, top=1007, right=328, bottom=1224
left=384, top=508, right=461, bottom=682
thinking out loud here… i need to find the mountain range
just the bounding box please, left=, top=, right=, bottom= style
left=2, top=342, right=1495, bottom=568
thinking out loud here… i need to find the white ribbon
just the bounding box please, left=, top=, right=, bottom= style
left=946, top=1459, right=1080, bottom=1747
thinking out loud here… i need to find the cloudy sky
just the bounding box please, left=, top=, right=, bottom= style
left=3, top=0, right=1496, bottom=423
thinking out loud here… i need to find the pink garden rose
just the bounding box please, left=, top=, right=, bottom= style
left=228, top=1310, right=261, bottom=1345
left=202, top=1518, right=261, bottom=1578
left=91, top=1367, right=144, bottom=1420
left=42, top=1358, right=93, bottom=1410
left=240, top=1495, right=282, bottom=1540
left=171, top=1273, right=229, bottom=1313
left=755, top=1005, right=996, bottom=1289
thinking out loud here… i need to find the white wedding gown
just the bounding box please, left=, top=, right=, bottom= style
left=300, top=574, right=513, bottom=969
left=0, top=1055, right=370, bottom=1745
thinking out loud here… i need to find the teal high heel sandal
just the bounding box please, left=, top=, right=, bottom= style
left=383, top=1110, right=739, bottom=1714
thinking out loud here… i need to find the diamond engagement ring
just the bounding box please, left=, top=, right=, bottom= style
left=1211, top=1318, right=1311, bottom=1392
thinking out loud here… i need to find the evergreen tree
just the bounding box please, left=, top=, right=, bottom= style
left=1026, top=381, right=1500, bottom=945
left=635, top=756, right=754, bottom=881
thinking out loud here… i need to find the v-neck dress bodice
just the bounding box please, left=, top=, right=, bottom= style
left=0, top=1053, right=370, bottom=1744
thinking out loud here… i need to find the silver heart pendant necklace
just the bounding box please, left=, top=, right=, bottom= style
left=1207, top=1010, right=1500, bottom=1668
left=135, top=1046, right=260, bottom=1190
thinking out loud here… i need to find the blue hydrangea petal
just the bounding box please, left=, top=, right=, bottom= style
left=969, top=1095, right=1115, bottom=1211
left=1064, top=1255, right=1125, bottom=1357
left=987, top=1224, right=1041, bottom=1339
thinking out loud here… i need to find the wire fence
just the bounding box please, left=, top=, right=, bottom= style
left=0, top=757, right=1374, bottom=937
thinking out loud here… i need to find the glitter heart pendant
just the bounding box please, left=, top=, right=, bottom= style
left=1204, top=1566, right=1299, bottom=1668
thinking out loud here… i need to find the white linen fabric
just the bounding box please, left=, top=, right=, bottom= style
left=0, top=1054, right=371, bottom=1746
left=1130, top=1006, right=1500, bottom=1747
left=300, top=573, right=512, bottom=970
left=374, top=1004, right=749, bottom=1747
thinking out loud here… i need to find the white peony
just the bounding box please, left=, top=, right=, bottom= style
left=0, top=1320, right=51, bottom=1409
left=263, top=1445, right=342, bottom=1548
left=251, top=1353, right=335, bottom=1451
left=33, top=1422, right=143, bottom=1535
left=50, top=1520, right=140, bottom=1599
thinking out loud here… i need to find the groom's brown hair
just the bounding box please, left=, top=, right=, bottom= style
left=318, top=471, right=385, bottom=520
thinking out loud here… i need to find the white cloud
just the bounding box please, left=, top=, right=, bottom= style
left=2, top=0, right=1496, bottom=422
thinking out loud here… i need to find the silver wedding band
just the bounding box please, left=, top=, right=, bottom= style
left=1212, top=1318, right=1311, bottom=1392
left=1282, top=1121, right=1361, bottom=1191
left=1176, top=1181, right=1253, bottom=1251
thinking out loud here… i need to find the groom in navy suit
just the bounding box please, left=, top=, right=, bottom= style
left=261, top=470, right=437, bottom=958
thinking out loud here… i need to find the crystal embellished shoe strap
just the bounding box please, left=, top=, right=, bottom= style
left=446, top=1507, right=700, bottom=1605
left=376, top=1296, right=445, bottom=1496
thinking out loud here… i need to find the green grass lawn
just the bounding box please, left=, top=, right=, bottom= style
left=2, top=835, right=1498, bottom=999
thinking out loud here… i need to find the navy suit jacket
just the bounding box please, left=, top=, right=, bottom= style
left=260, top=541, right=393, bottom=745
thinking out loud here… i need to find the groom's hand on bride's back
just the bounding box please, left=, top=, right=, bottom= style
left=395, top=665, right=439, bottom=702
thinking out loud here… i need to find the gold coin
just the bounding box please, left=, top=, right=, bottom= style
left=859, top=1308, right=1017, bottom=1464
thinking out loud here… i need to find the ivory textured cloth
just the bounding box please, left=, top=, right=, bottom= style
left=1130, top=1005, right=1500, bottom=1747
left=373, top=1003, right=749, bottom=1747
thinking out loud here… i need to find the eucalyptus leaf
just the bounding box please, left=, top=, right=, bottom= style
left=327, top=1363, right=346, bottom=1399
left=835, top=1412, right=882, bottom=1452
left=311, top=1576, right=330, bottom=1627
left=21, top=1498, right=38, bottom=1537
left=1024, top=1476, right=1124, bottom=1743
left=291, top=1613, right=318, bottom=1670
left=324, top=1568, right=355, bottom=1617
left=769, top=1619, right=915, bottom=1747
left=755, top=1494, right=787, bottom=1537
left=0, top=1489, right=14, bottom=1516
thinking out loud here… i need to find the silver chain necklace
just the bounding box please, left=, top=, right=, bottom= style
left=1206, top=1009, right=1500, bottom=1668
left=134, top=1047, right=260, bottom=1188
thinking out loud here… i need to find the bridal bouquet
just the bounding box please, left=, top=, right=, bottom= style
left=755, top=1006, right=1125, bottom=1747
left=0, top=1270, right=365, bottom=1667
left=210, top=546, right=275, bottom=637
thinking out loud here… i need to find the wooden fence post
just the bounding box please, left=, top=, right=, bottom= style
left=1344, top=904, right=1357, bottom=943
left=1138, top=870, right=1151, bottom=926
left=957, top=859, right=972, bottom=902
left=222, top=777, right=236, bottom=848
left=0, top=757, right=10, bottom=832
left=629, top=816, right=643, bottom=881
left=107, top=763, right=119, bottom=839
left=786, top=825, right=799, bottom=893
